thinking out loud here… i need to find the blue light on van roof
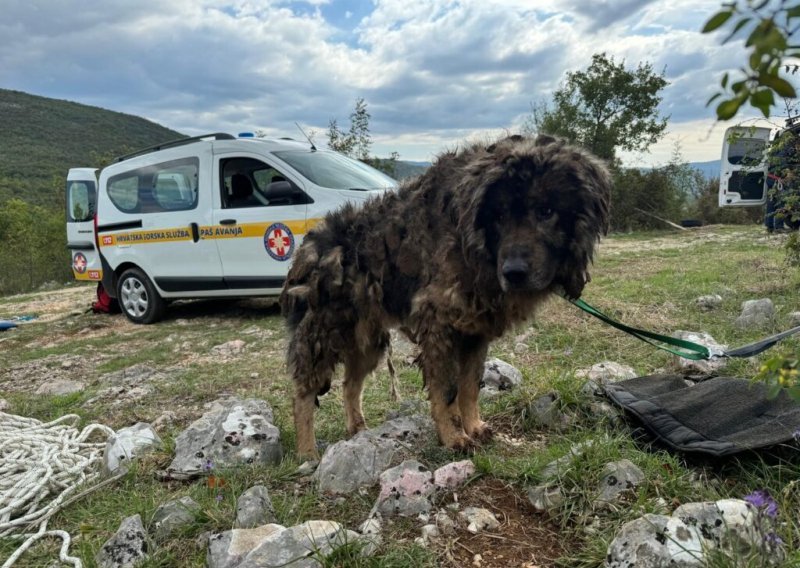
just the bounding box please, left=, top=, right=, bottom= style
left=238, top=132, right=255, bottom=138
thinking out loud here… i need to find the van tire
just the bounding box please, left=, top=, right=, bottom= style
left=117, top=268, right=166, bottom=324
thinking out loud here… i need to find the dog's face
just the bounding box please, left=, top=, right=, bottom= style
left=466, top=135, right=611, bottom=299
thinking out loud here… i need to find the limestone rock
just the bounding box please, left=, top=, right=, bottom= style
left=527, top=484, right=564, bottom=512
left=365, top=414, right=434, bottom=444
left=374, top=460, right=435, bottom=517
left=151, top=496, right=200, bottom=541
left=235, top=521, right=355, bottom=568
left=235, top=485, right=277, bottom=528
left=540, top=440, right=595, bottom=481
left=315, top=435, right=398, bottom=495
left=458, top=507, right=499, bottom=534
left=528, top=393, right=570, bottom=429
left=480, top=358, right=523, bottom=395
left=95, top=514, right=151, bottom=568
left=694, top=294, right=723, bottom=311
left=577, top=361, right=637, bottom=396
left=167, top=398, right=281, bottom=476
left=606, top=499, right=784, bottom=567
left=606, top=513, right=703, bottom=567
left=358, top=517, right=383, bottom=556
left=211, top=339, right=247, bottom=357
left=672, top=330, right=728, bottom=374
left=35, top=379, right=84, bottom=396
left=595, top=459, right=645, bottom=505
left=207, top=524, right=286, bottom=568
left=434, top=511, right=456, bottom=535
left=433, top=460, right=475, bottom=492
left=735, top=298, right=775, bottom=329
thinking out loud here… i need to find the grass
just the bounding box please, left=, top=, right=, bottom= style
left=1, top=224, right=800, bottom=566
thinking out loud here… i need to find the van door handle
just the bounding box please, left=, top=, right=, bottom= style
left=219, top=219, right=237, bottom=225
left=190, top=223, right=200, bottom=243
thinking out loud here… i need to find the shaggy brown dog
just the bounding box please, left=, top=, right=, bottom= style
left=280, top=135, right=610, bottom=458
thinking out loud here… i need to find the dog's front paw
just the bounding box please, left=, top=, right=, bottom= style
left=469, top=421, right=494, bottom=443
left=445, top=432, right=478, bottom=454
left=346, top=419, right=367, bottom=437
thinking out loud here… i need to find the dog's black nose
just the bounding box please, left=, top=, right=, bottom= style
left=502, top=259, right=529, bottom=286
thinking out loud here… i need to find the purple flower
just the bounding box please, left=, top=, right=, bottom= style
left=203, top=459, right=214, bottom=472
left=216, top=493, right=223, bottom=502
left=765, top=532, right=784, bottom=547
left=744, top=489, right=779, bottom=518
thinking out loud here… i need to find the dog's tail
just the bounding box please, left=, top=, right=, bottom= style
left=280, top=236, right=328, bottom=333
left=280, top=284, right=310, bottom=333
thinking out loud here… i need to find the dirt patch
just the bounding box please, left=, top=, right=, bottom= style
left=600, top=226, right=783, bottom=256
left=437, top=478, right=564, bottom=568
left=0, top=352, right=104, bottom=393
left=0, top=285, right=95, bottom=323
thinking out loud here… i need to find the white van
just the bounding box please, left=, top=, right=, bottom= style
left=66, top=133, right=397, bottom=323
left=718, top=125, right=772, bottom=207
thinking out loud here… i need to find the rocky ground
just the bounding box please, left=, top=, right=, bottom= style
left=1, top=224, right=800, bottom=567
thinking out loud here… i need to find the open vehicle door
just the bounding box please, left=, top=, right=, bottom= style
left=719, top=126, right=771, bottom=207
left=66, top=168, right=102, bottom=282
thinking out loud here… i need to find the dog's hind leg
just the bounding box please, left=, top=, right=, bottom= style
left=343, top=331, right=389, bottom=436
left=456, top=336, right=492, bottom=442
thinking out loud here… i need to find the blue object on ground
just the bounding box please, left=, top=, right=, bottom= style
left=11, top=315, right=35, bottom=322
left=0, top=321, right=17, bottom=331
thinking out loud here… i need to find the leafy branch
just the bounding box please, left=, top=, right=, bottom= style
left=703, top=0, right=800, bottom=119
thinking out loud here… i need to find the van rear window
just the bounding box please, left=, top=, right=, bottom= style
left=727, top=137, right=766, bottom=166
left=107, top=158, right=199, bottom=214
left=66, top=180, right=96, bottom=222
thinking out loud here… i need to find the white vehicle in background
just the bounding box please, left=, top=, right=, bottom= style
left=65, top=133, right=397, bottom=324
left=719, top=120, right=800, bottom=232
left=718, top=125, right=772, bottom=208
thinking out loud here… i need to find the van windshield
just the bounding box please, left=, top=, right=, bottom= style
left=273, top=150, right=397, bottom=191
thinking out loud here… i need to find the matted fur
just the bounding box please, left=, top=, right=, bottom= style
left=280, top=135, right=611, bottom=458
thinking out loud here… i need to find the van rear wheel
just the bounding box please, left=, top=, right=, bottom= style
left=117, top=268, right=165, bottom=324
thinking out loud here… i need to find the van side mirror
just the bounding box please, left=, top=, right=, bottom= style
left=264, top=180, right=298, bottom=200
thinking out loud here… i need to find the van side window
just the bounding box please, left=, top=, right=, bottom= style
left=107, top=158, right=199, bottom=214
left=221, top=157, right=311, bottom=208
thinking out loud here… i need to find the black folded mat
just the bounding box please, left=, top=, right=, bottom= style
left=604, top=374, right=800, bottom=456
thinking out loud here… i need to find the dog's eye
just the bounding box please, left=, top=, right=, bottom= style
left=535, top=207, right=554, bottom=221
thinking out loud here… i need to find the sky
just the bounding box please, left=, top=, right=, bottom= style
left=0, top=0, right=792, bottom=167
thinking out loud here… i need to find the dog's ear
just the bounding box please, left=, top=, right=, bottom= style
left=572, top=152, right=612, bottom=236
left=453, top=140, right=518, bottom=267
left=486, top=134, right=525, bottom=153
left=533, top=134, right=558, bottom=147
left=553, top=149, right=612, bottom=299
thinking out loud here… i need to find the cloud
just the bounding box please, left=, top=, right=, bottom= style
left=0, top=0, right=755, bottom=164
left=562, top=0, right=657, bottom=28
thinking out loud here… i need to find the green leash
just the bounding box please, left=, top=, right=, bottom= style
left=569, top=297, right=800, bottom=360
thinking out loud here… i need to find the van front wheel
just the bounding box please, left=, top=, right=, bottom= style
left=117, top=268, right=165, bottom=324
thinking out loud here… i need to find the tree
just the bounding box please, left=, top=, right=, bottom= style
left=326, top=98, right=399, bottom=177
left=0, top=197, right=70, bottom=294
left=703, top=1, right=800, bottom=120
left=327, top=97, right=372, bottom=160
left=525, top=53, right=669, bottom=162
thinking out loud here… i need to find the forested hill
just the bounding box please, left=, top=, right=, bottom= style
left=0, top=89, right=184, bottom=208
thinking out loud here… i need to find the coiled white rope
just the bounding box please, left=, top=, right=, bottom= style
left=0, top=412, right=116, bottom=567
